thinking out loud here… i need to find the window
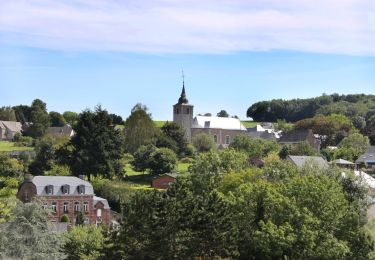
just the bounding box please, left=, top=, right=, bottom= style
left=204, top=121, right=210, bottom=128
left=186, top=108, right=190, bottom=114
left=25, top=192, right=29, bottom=202
left=213, top=135, right=218, bottom=143
left=225, top=135, right=230, bottom=145
left=74, top=202, right=80, bottom=212
left=45, top=185, right=53, bottom=195
left=61, top=185, right=70, bottom=194
left=42, top=203, right=48, bottom=210
left=77, top=185, right=85, bottom=194
left=176, top=108, right=179, bottom=114
left=83, top=202, right=89, bottom=212
left=97, top=209, right=102, bottom=217
left=51, top=202, right=57, bottom=212
left=63, top=202, right=69, bottom=213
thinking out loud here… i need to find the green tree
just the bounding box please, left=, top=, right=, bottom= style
left=294, top=114, right=355, bottom=147
left=0, top=106, right=16, bottom=121
left=124, top=104, right=158, bottom=154
left=71, top=106, right=124, bottom=180
left=192, top=132, right=215, bottom=152
left=24, top=99, right=50, bottom=138
left=159, top=122, right=189, bottom=156
left=217, top=110, right=229, bottom=117
left=63, top=111, right=78, bottom=125
left=28, top=136, right=56, bottom=175
left=0, top=154, right=24, bottom=178
left=49, top=111, right=66, bottom=127
left=0, top=202, right=64, bottom=259
left=148, top=147, right=177, bottom=175
left=131, top=144, right=156, bottom=172
left=64, top=225, right=105, bottom=260
left=333, top=133, right=370, bottom=161
left=0, top=177, right=19, bottom=222
left=109, top=113, right=124, bottom=125
left=13, top=105, right=32, bottom=124
left=189, top=149, right=247, bottom=174
left=230, top=134, right=280, bottom=158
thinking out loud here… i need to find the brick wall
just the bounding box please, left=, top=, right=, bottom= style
left=152, top=175, right=176, bottom=189
left=17, top=183, right=111, bottom=226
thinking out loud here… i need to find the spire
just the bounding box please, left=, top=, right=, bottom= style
left=178, top=70, right=189, bottom=104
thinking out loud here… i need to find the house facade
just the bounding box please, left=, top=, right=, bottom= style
left=17, top=174, right=110, bottom=226
left=279, top=129, right=321, bottom=151
left=0, top=121, right=23, bottom=141
left=173, top=84, right=247, bottom=147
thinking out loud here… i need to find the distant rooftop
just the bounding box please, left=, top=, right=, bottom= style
left=192, top=116, right=247, bottom=131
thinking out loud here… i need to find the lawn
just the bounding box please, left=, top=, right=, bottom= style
left=241, top=121, right=261, bottom=128
left=0, top=141, right=33, bottom=152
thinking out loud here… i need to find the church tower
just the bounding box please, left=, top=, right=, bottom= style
left=173, top=78, right=194, bottom=140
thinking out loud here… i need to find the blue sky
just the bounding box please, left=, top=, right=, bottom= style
left=0, top=0, right=374, bottom=120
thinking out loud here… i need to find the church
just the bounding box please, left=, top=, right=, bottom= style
left=173, top=82, right=247, bottom=147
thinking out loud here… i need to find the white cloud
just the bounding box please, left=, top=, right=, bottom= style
left=0, top=0, right=374, bottom=55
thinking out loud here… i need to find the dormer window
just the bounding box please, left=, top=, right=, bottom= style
left=45, top=185, right=53, bottom=195
left=61, top=184, right=70, bottom=194
left=204, top=121, right=210, bottom=128
left=77, top=185, right=85, bottom=194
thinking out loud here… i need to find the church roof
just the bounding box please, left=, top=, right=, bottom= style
left=177, top=84, right=189, bottom=105
left=192, top=116, right=247, bottom=130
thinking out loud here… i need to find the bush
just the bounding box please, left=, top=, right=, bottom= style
left=13, top=133, right=33, bottom=147
left=149, top=148, right=177, bottom=175
left=180, top=157, right=194, bottom=164
left=192, top=133, right=215, bottom=153
left=61, top=214, right=70, bottom=223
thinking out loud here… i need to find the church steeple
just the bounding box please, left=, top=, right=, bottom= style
left=178, top=84, right=189, bottom=104
left=177, top=71, right=189, bottom=104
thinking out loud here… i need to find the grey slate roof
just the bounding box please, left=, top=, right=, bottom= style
left=31, top=176, right=94, bottom=196
left=287, top=155, right=328, bottom=168
left=0, top=121, right=22, bottom=132
left=94, top=196, right=110, bottom=209
left=356, top=146, right=375, bottom=164
left=333, top=159, right=354, bottom=165
left=48, top=125, right=74, bottom=137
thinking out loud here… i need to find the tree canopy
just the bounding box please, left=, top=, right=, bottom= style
left=71, top=106, right=124, bottom=180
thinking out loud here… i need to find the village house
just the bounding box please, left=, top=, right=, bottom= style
left=0, top=120, right=23, bottom=141
left=247, top=123, right=279, bottom=141
left=286, top=155, right=328, bottom=169
left=151, top=173, right=178, bottom=189
left=48, top=124, right=75, bottom=138
left=17, top=174, right=110, bottom=226
left=173, top=83, right=247, bottom=147
left=356, top=146, right=375, bottom=171
left=279, top=129, right=321, bottom=151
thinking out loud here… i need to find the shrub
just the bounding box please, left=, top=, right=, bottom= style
left=61, top=214, right=70, bottom=223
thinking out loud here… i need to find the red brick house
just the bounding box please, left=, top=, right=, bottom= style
left=151, top=173, right=178, bottom=189
left=17, top=174, right=110, bottom=226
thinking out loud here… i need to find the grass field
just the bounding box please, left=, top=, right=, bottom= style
left=241, top=121, right=260, bottom=128
left=0, top=141, right=33, bottom=152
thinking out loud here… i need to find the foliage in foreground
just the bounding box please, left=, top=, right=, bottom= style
left=0, top=202, right=64, bottom=260
left=113, top=162, right=374, bottom=259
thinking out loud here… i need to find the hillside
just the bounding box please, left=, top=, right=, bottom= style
left=247, top=93, right=375, bottom=123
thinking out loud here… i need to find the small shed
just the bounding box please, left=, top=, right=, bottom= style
left=332, top=158, right=355, bottom=169
left=151, top=173, right=178, bottom=189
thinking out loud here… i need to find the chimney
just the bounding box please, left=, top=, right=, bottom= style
left=25, top=174, right=33, bottom=182
left=78, top=175, right=85, bottom=180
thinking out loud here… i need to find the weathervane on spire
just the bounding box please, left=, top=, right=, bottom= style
left=181, top=69, right=185, bottom=86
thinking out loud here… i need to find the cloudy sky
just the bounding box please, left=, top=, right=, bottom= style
left=0, top=0, right=374, bottom=120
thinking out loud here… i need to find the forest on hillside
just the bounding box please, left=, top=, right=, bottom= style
left=247, top=93, right=375, bottom=124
